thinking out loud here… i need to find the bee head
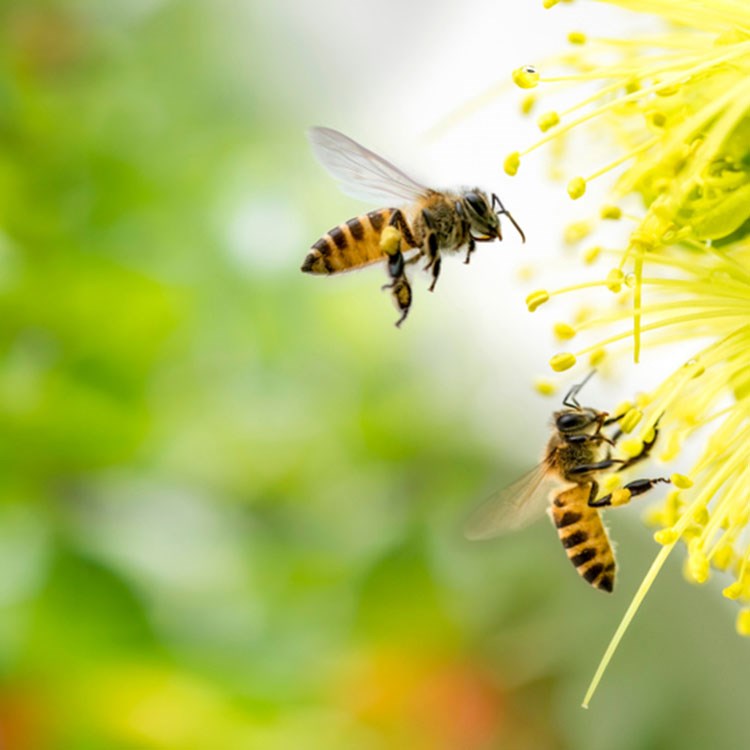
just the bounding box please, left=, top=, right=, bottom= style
left=458, top=190, right=498, bottom=239
left=554, top=407, right=601, bottom=435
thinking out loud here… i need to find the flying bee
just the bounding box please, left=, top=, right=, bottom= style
left=465, top=373, right=670, bottom=592
left=302, top=127, right=525, bottom=327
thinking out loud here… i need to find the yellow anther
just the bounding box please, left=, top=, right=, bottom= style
left=621, top=438, right=644, bottom=457
left=606, top=268, right=624, bottom=293
left=736, top=609, right=750, bottom=637
left=588, top=348, right=606, bottom=367
left=686, top=551, right=710, bottom=584
left=723, top=582, right=743, bottom=600
left=543, top=0, right=561, bottom=8
left=612, top=401, right=632, bottom=419
left=620, top=408, right=642, bottom=434
left=635, top=392, right=652, bottom=408
left=379, top=226, right=402, bottom=256
left=521, top=94, right=536, bottom=115
left=567, top=31, right=587, bottom=45
left=504, top=151, right=521, bottom=176
left=692, top=506, right=709, bottom=526
left=526, top=289, right=549, bottom=312
left=713, top=545, right=734, bottom=572
left=553, top=322, right=576, bottom=341
left=670, top=474, right=693, bottom=489
left=563, top=220, right=592, bottom=244
left=537, top=111, right=560, bottom=132
left=583, top=245, right=601, bottom=264
left=641, top=426, right=655, bottom=444
left=655, top=82, right=679, bottom=97
left=573, top=305, right=592, bottom=325
left=534, top=378, right=557, bottom=396
left=550, top=352, right=576, bottom=372
left=512, top=65, right=540, bottom=89
left=600, top=205, right=621, bottom=220
left=516, top=264, right=536, bottom=282
left=567, top=176, right=587, bottom=200
left=646, top=111, right=667, bottom=129
left=654, top=528, right=679, bottom=545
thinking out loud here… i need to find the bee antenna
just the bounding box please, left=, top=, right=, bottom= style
left=492, top=194, right=525, bottom=243
left=562, top=369, right=597, bottom=409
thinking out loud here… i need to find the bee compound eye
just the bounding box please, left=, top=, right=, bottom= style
left=465, top=192, right=487, bottom=216
left=557, top=412, right=587, bottom=432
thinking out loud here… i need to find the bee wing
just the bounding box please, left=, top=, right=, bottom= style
left=464, top=464, right=555, bottom=540
left=307, top=127, right=430, bottom=204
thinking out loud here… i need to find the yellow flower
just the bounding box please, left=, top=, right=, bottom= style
left=508, top=0, right=750, bottom=705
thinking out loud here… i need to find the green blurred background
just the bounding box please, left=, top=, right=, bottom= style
left=1, top=1, right=749, bottom=748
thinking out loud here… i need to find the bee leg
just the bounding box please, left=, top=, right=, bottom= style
left=464, top=235, right=476, bottom=265
left=591, top=476, right=671, bottom=508
left=616, top=414, right=664, bottom=471
left=388, top=209, right=419, bottom=249
left=427, top=253, right=441, bottom=292
left=390, top=275, right=412, bottom=327
left=564, top=433, right=611, bottom=447
left=379, top=225, right=413, bottom=327
left=569, top=458, right=624, bottom=477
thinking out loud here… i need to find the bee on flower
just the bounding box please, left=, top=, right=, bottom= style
left=505, top=0, right=750, bottom=704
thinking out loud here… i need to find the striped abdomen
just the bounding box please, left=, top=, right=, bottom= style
left=550, top=484, right=616, bottom=593
left=302, top=209, right=394, bottom=274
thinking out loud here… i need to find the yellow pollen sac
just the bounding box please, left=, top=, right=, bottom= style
left=611, top=488, right=631, bottom=507
left=567, top=177, right=587, bottom=200
left=550, top=352, right=576, bottom=372
left=535, top=378, right=557, bottom=396
left=684, top=360, right=705, bottom=379
left=646, top=111, right=667, bottom=129
left=612, top=400, right=632, bottom=419
left=573, top=305, right=592, bottom=325
left=670, top=474, right=693, bottom=489
left=543, top=0, right=562, bottom=8
left=588, top=348, right=606, bottom=367
left=635, top=392, right=652, bottom=408
left=583, top=245, right=601, bottom=264
left=537, top=111, right=560, bottom=132
left=563, top=221, right=592, bottom=244
left=620, top=408, right=642, bottom=434
left=553, top=322, right=576, bottom=340
left=567, top=31, right=586, bottom=45
left=602, top=474, right=621, bottom=492
left=723, top=582, right=743, bottom=600
left=526, top=289, right=549, bottom=312
left=712, top=545, right=734, bottom=572
left=521, top=94, right=536, bottom=115
left=600, top=206, right=621, bottom=220
left=621, top=438, right=644, bottom=458
left=654, top=528, right=679, bottom=545
left=686, top=551, right=710, bottom=584
left=606, top=268, right=624, bottom=293
left=379, top=226, right=402, bottom=256
left=504, top=151, right=521, bottom=176
left=655, top=82, right=679, bottom=97
left=691, top=507, right=709, bottom=526
left=512, top=65, right=540, bottom=89
left=736, top=610, right=750, bottom=637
